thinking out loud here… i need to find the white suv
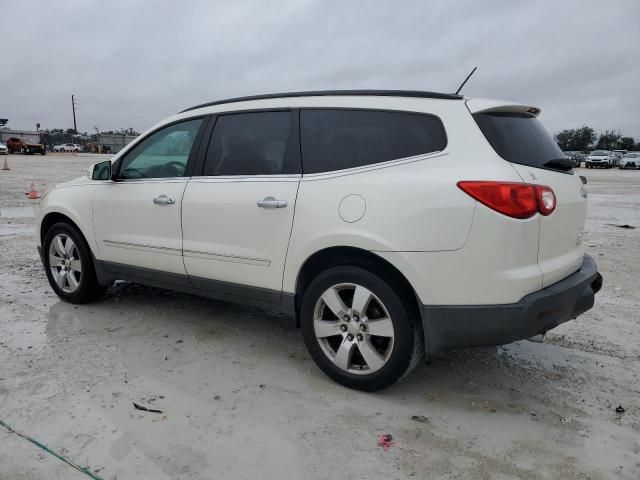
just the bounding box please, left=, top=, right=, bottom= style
left=36, top=90, right=602, bottom=391
left=586, top=150, right=614, bottom=168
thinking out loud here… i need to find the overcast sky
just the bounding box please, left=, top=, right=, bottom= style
left=2, top=0, right=639, bottom=138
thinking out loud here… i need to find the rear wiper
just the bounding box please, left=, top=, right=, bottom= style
left=543, top=158, right=574, bottom=171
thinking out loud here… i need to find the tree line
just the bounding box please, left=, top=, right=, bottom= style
left=554, top=126, right=638, bottom=152
left=43, top=127, right=140, bottom=136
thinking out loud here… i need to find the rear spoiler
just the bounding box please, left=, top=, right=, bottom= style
left=466, top=98, right=541, bottom=117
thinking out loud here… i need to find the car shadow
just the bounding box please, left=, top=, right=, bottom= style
left=46, top=282, right=581, bottom=411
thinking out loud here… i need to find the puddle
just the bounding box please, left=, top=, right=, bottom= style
left=0, top=206, right=36, bottom=218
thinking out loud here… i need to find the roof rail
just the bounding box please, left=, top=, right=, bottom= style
left=180, top=89, right=463, bottom=113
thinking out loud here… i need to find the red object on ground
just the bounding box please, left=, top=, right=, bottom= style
left=1, top=158, right=9, bottom=170
left=26, top=181, right=40, bottom=199
left=377, top=433, right=395, bottom=450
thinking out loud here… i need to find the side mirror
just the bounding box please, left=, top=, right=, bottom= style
left=90, top=160, right=112, bottom=180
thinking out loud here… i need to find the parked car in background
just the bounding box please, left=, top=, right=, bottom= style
left=563, top=151, right=585, bottom=167
left=0, top=142, right=8, bottom=155
left=53, top=144, right=64, bottom=152
left=36, top=89, right=602, bottom=390
left=6, top=137, right=46, bottom=155
left=586, top=150, right=614, bottom=168
left=611, top=151, right=624, bottom=167
left=60, top=143, right=81, bottom=152
left=619, top=153, right=640, bottom=169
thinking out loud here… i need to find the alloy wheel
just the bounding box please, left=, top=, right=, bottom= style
left=48, top=233, right=82, bottom=293
left=313, top=283, right=395, bottom=375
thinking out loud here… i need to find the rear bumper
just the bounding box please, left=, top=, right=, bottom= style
left=421, top=255, right=602, bottom=354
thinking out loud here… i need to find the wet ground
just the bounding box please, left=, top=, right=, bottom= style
left=1, top=154, right=639, bottom=479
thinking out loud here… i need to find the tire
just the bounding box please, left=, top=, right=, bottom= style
left=300, top=265, right=423, bottom=391
left=43, top=222, right=106, bottom=304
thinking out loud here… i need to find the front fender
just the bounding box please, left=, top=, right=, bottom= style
left=37, top=184, right=98, bottom=254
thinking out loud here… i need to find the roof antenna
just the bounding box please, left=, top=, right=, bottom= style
left=455, top=66, right=477, bottom=95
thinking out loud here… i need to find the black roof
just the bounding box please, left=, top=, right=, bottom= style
left=180, top=89, right=463, bottom=113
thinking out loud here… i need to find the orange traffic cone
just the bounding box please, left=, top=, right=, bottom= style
left=1, top=158, right=9, bottom=170
left=26, top=181, right=40, bottom=200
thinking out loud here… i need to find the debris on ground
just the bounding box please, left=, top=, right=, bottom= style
left=615, top=405, right=626, bottom=414
left=133, top=402, right=163, bottom=414
left=377, top=433, right=394, bottom=450
left=607, top=223, right=636, bottom=229
left=410, top=415, right=429, bottom=424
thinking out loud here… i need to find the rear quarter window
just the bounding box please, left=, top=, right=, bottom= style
left=301, top=109, right=447, bottom=174
left=473, top=112, right=565, bottom=171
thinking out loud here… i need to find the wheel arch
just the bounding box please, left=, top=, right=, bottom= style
left=40, top=212, right=93, bottom=254
left=293, top=246, right=423, bottom=330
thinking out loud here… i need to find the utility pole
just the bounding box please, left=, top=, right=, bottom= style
left=71, top=95, right=78, bottom=133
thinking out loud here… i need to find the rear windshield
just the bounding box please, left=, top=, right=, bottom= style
left=592, top=150, right=610, bottom=156
left=473, top=112, right=566, bottom=171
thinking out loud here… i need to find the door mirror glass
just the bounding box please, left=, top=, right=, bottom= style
left=91, top=160, right=112, bottom=180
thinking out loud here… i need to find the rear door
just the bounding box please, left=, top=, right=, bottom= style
left=472, top=107, right=587, bottom=287
left=181, top=110, right=301, bottom=299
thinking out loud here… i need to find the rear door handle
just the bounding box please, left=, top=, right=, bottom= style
left=257, top=196, right=287, bottom=209
left=153, top=195, right=175, bottom=206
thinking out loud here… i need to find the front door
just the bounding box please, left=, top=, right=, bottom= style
left=93, top=117, right=205, bottom=277
left=181, top=110, right=301, bottom=301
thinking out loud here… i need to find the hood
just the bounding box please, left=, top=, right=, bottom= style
left=56, top=175, right=95, bottom=189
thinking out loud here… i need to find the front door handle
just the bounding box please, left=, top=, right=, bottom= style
left=153, top=195, right=175, bottom=206
left=257, top=196, right=287, bottom=209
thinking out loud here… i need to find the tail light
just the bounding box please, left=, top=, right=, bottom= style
left=457, top=181, right=556, bottom=219
left=535, top=185, right=556, bottom=215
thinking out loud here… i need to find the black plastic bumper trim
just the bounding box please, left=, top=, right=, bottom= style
left=421, top=255, right=602, bottom=354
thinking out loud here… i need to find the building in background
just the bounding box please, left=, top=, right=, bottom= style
left=0, top=129, right=42, bottom=145
left=94, top=133, right=137, bottom=153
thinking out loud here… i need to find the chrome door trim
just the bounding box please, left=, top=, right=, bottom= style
left=103, top=239, right=182, bottom=256
left=182, top=249, right=271, bottom=267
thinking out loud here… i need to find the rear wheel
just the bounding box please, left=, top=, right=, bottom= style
left=43, top=222, right=105, bottom=304
left=301, top=266, right=423, bottom=391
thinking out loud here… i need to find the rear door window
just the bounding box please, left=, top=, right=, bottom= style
left=301, top=109, right=447, bottom=174
left=473, top=112, right=566, bottom=171
left=202, top=111, right=293, bottom=176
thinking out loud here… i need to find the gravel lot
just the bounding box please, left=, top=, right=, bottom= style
left=1, top=153, right=639, bottom=480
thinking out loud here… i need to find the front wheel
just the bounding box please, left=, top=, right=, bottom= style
left=301, top=266, right=423, bottom=391
left=43, top=222, right=105, bottom=304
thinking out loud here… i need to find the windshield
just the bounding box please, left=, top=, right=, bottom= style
left=624, top=153, right=638, bottom=158
left=473, top=112, right=566, bottom=171
left=592, top=150, right=610, bottom=156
